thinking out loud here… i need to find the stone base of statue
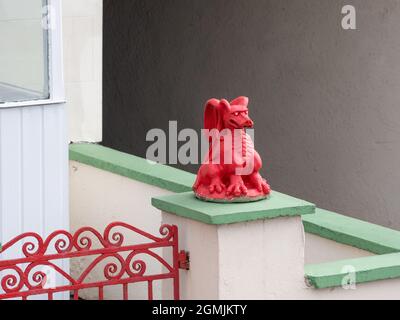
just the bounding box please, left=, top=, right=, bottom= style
left=194, top=185, right=269, bottom=203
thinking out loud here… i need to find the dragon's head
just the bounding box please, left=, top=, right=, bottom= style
left=204, top=96, right=253, bottom=131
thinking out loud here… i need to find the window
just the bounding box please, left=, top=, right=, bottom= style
left=0, top=0, right=49, bottom=103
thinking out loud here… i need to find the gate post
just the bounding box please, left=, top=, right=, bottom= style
left=153, top=191, right=315, bottom=300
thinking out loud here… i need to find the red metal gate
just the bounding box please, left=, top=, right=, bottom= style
left=0, top=222, right=188, bottom=300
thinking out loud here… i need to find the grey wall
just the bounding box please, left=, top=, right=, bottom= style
left=103, top=0, right=400, bottom=229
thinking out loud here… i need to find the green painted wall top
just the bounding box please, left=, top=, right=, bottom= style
left=303, top=208, right=400, bottom=254
left=305, top=252, right=400, bottom=289
left=152, top=191, right=315, bottom=225
left=69, top=143, right=195, bottom=193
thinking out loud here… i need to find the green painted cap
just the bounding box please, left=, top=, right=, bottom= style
left=152, top=191, right=315, bottom=225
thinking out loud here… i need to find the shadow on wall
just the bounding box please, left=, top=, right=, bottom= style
left=102, top=0, right=400, bottom=230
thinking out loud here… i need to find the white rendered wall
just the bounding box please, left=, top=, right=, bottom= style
left=218, top=217, right=306, bottom=299
left=63, top=0, right=102, bottom=142
left=160, top=215, right=220, bottom=300
left=161, top=213, right=307, bottom=300
left=305, top=233, right=373, bottom=264
left=69, top=161, right=173, bottom=300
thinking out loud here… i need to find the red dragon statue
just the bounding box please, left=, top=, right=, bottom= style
left=193, top=96, right=271, bottom=202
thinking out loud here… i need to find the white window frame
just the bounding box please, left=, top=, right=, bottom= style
left=0, top=0, right=65, bottom=109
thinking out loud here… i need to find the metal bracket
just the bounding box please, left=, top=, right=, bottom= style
left=178, top=250, right=190, bottom=270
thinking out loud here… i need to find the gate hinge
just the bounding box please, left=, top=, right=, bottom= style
left=178, top=250, right=190, bottom=270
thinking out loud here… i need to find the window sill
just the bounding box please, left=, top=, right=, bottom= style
left=0, top=98, right=66, bottom=109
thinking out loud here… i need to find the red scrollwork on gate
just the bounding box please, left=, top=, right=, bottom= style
left=0, top=222, right=183, bottom=300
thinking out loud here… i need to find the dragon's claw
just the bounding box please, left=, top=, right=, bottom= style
left=227, top=181, right=248, bottom=196
left=209, top=180, right=225, bottom=194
